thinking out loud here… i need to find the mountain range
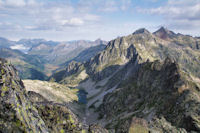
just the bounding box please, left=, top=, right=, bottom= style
left=0, top=27, right=200, bottom=133
left=0, top=38, right=107, bottom=79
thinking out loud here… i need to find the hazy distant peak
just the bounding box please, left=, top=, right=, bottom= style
left=18, top=38, right=46, bottom=43
left=0, top=37, right=9, bottom=41
left=94, top=38, right=107, bottom=45
left=94, top=38, right=102, bottom=42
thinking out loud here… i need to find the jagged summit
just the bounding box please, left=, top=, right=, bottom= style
left=133, top=28, right=150, bottom=35
left=155, top=27, right=175, bottom=34
left=153, top=26, right=176, bottom=40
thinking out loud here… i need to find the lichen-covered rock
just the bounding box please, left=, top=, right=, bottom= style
left=28, top=91, right=48, bottom=103
left=89, top=124, right=109, bottom=133
left=35, top=102, right=83, bottom=133
left=0, top=58, right=48, bottom=132
left=27, top=91, right=84, bottom=133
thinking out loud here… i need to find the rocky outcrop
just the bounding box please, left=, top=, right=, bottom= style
left=50, top=61, right=86, bottom=85
left=0, top=58, right=48, bottom=132
left=27, top=91, right=85, bottom=133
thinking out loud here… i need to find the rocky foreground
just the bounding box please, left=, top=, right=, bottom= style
left=0, top=58, right=108, bottom=133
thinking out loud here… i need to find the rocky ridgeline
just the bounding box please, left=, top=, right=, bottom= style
left=50, top=27, right=200, bottom=132
left=0, top=58, right=48, bottom=132
left=53, top=27, right=200, bottom=85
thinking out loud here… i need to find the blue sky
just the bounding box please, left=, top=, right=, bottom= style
left=0, top=0, right=199, bottom=41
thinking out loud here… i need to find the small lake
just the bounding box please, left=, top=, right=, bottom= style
left=78, top=89, right=88, bottom=104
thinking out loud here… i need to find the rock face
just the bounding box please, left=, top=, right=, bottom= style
left=99, top=58, right=200, bottom=132
left=27, top=91, right=85, bottom=133
left=0, top=58, right=48, bottom=132
left=50, top=61, right=87, bottom=86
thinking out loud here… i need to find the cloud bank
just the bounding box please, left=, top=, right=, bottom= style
left=0, top=0, right=199, bottom=41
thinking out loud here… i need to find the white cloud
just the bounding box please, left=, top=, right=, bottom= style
left=5, top=0, right=26, bottom=7
left=137, top=0, right=200, bottom=35
left=97, top=0, right=132, bottom=12
left=83, top=14, right=100, bottom=21
left=0, top=22, right=22, bottom=30
left=99, top=0, right=118, bottom=12
left=0, top=0, right=37, bottom=7
left=139, top=0, right=200, bottom=21
left=77, top=0, right=132, bottom=13
left=27, top=0, right=37, bottom=6
left=120, top=0, right=131, bottom=11
left=0, top=0, right=101, bottom=32
left=61, top=18, right=84, bottom=26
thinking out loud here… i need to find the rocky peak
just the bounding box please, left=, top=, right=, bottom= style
left=65, top=61, right=85, bottom=77
left=67, top=61, right=81, bottom=72
left=153, top=27, right=176, bottom=40
left=133, top=28, right=150, bottom=35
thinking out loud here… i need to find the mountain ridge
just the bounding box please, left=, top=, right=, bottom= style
left=50, top=27, right=200, bottom=132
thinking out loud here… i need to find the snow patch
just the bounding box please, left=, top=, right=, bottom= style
left=10, top=44, right=29, bottom=50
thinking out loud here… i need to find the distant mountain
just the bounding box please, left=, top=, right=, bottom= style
left=0, top=37, right=15, bottom=48
left=17, top=38, right=59, bottom=47
left=63, top=44, right=106, bottom=66
left=0, top=37, right=59, bottom=53
left=0, top=37, right=107, bottom=79
left=0, top=48, right=47, bottom=80
left=15, top=39, right=59, bottom=53
left=28, top=39, right=107, bottom=65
